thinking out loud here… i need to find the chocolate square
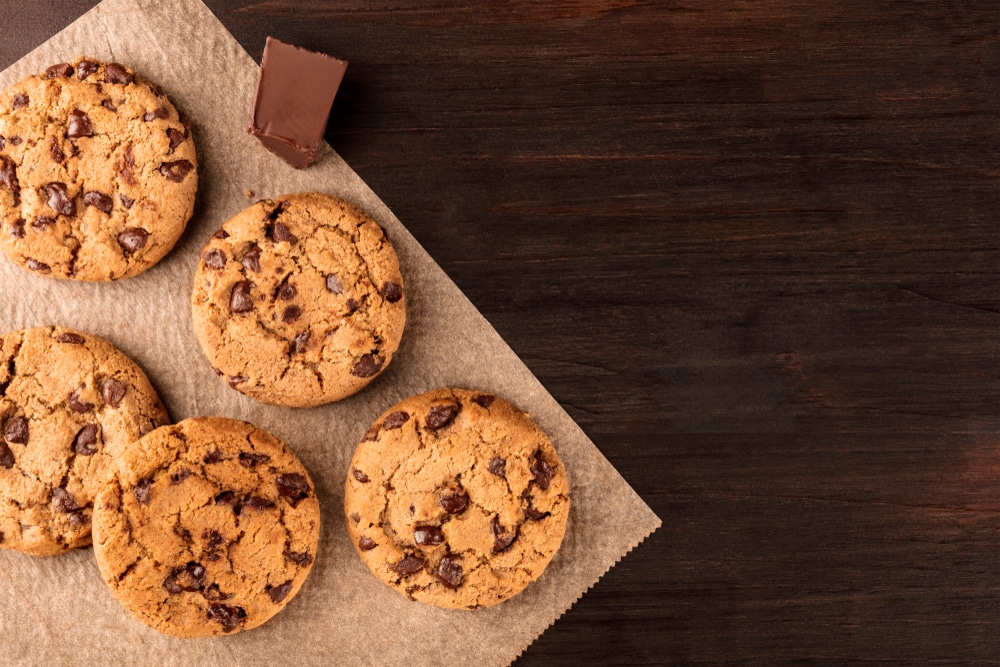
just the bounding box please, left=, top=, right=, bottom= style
left=247, top=37, right=348, bottom=169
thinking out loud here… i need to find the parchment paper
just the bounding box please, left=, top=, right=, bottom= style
left=0, top=1, right=661, bottom=664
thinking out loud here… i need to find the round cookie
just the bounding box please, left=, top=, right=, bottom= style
left=0, top=326, right=169, bottom=556
left=0, top=57, right=198, bottom=281
left=191, top=192, right=406, bottom=408
left=344, top=388, right=570, bottom=609
left=92, top=417, right=320, bottom=638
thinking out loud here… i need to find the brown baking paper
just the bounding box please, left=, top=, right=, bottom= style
left=0, top=0, right=661, bottom=664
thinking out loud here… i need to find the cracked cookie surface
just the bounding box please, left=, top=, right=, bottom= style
left=345, top=388, right=570, bottom=609
left=191, top=192, right=405, bottom=407
left=92, top=416, right=320, bottom=638
left=0, top=57, right=197, bottom=281
left=0, top=326, right=168, bottom=556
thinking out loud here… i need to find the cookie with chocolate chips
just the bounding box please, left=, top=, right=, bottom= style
left=0, top=327, right=169, bottom=556
left=92, top=416, right=320, bottom=638
left=344, top=388, right=570, bottom=609
left=191, top=192, right=406, bottom=407
left=0, top=57, right=197, bottom=280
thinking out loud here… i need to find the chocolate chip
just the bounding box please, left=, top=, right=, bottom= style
left=227, top=375, right=248, bottom=387
left=358, top=536, right=377, bottom=551
left=56, top=333, right=84, bottom=346
left=160, top=160, right=193, bottom=182
left=525, top=497, right=551, bottom=522
left=280, top=305, right=301, bottom=323
left=50, top=136, right=65, bottom=164
left=491, top=516, right=518, bottom=554
left=277, top=282, right=296, bottom=300
left=286, top=551, right=314, bottom=567
left=0, top=157, right=18, bottom=192
left=203, top=248, right=226, bottom=270
left=437, top=554, right=463, bottom=589
left=238, top=451, right=270, bottom=467
left=76, top=60, right=99, bottom=79
left=101, top=377, right=127, bottom=408
left=351, top=353, right=382, bottom=378
left=439, top=489, right=468, bottom=515
left=241, top=245, right=261, bottom=273
left=25, top=258, right=50, bottom=273
left=82, top=191, right=113, bottom=215
left=530, top=449, right=554, bottom=491
left=45, top=63, right=74, bottom=79
left=118, top=194, right=133, bottom=209
left=11, top=94, right=28, bottom=109
left=167, top=128, right=184, bottom=150
left=68, top=512, right=86, bottom=528
left=488, top=456, right=506, bottom=478
left=382, top=411, right=409, bottom=430
left=389, top=554, right=425, bottom=577
left=293, top=331, right=311, bottom=354
left=8, top=137, right=20, bottom=146
left=207, top=603, right=246, bottom=633
left=118, top=144, right=136, bottom=185
left=203, top=449, right=222, bottom=464
left=276, top=473, right=310, bottom=506
left=170, top=469, right=192, bottom=485
left=472, top=394, right=496, bottom=409
left=134, top=477, right=153, bottom=504
left=230, top=280, right=255, bottom=313
left=270, top=222, right=297, bottom=244
left=360, top=426, right=379, bottom=442
left=201, top=583, right=232, bottom=602
left=203, top=529, right=224, bottom=550
left=212, top=228, right=229, bottom=239
left=101, top=99, right=118, bottom=112
left=66, top=110, right=93, bottom=139
left=266, top=581, right=293, bottom=604
left=163, top=561, right=206, bottom=594
left=103, top=63, right=134, bottom=85
left=381, top=281, right=403, bottom=303
left=31, top=217, right=54, bottom=231
left=352, top=469, right=369, bottom=483
left=214, top=490, right=237, bottom=507
left=51, top=487, right=79, bottom=513
left=4, top=416, right=27, bottom=444
left=0, top=137, right=4, bottom=150
left=425, top=404, right=459, bottom=431
left=414, top=526, right=444, bottom=546
left=325, top=274, right=343, bottom=294
left=45, top=182, right=75, bottom=217
left=0, top=441, right=14, bottom=469
left=143, top=107, right=169, bottom=122
left=345, top=298, right=360, bottom=314
left=10, top=219, right=24, bottom=238
left=236, top=495, right=275, bottom=514
left=350, top=512, right=361, bottom=524
left=72, top=424, right=100, bottom=455
left=117, top=228, right=149, bottom=255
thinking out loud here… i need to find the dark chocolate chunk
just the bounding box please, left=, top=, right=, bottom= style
left=119, top=194, right=134, bottom=209
left=72, top=424, right=100, bottom=455
left=214, top=490, right=237, bottom=507
left=241, top=245, right=261, bottom=273
left=276, top=473, right=310, bottom=506
left=160, top=160, right=193, bottom=182
left=103, top=63, right=134, bottom=85
left=143, top=107, right=169, bottom=122
left=45, top=63, right=73, bottom=79
left=102, top=377, right=127, bottom=407
left=270, top=222, right=297, bottom=244
left=203, top=529, right=225, bottom=550
left=31, top=215, right=54, bottom=230
left=381, top=281, right=403, bottom=303
left=292, top=331, right=311, bottom=354
left=203, top=449, right=222, bottom=464
left=345, top=298, right=360, bottom=314
left=239, top=451, right=270, bottom=467
left=472, top=394, right=495, bottom=409
left=10, top=218, right=25, bottom=238
left=117, top=228, right=149, bottom=255
left=382, top=411, right=409, bottom=430
left=280, top=305, right=301, bottom=323
left=163, top=561, right=206, bottom=593
left=236, top=495, right=275, bottom=514
left=66, top=110, right=93, bottom=138
left=414, top=525, right=444, bottom=546
left=167, top=127, right=184, bottom=150
left=170, top=468, right=192, bottom=485
left=491, top=516, right=517, bottom=554
left=134, top=477, right=153, bottom=504
left=201, top=583, right=232, bottom=602
left=8, top=137, right=20, bottom=146
left=4, top=416, right=28, bottom=444
left=360, top=425, right=379, bottom=442
left=350, top=512, right=361, bottom=524
left=352, top=469, right=369, bottom=484
left=425, top=404, right=459, bottom=431
left=50, top=136, right=65, bottom=163
left=12, top=94, right=28, bottom=109
left=325, top=274, right=342, bottom=294
left=227, top=374, right=248, bottom=387
left=524, top=496, right=551, bottom=522
left=230, top=280, right=255, bottom=313
left=0, top=157, right=18, bottom=192
left=101, top=98, right=118, bottom=112
left=439, top=489, right=468, bottom=515
left=488, top=456, right=506, bottom=478
left=358, top=536, right=377, bottom=551
left=0, top=441, right=13, bottom=469
left=69, top=390, right=94, bottom=413
left=83, top=190, right=113, bottom=214
left=57, top=333, right=85, bottom=346
left=286, top=551, right=313, bottom=567
left=207, top=604, right=246, bottom=633
left=26, top=258, right=50, bottom=273
left=51, top=487, right=79, bottom=513
left=203, top=248, right=226, bottom=270
left=389, top=554, right=425, bottom=577
left=118, top=144, right=136, bottom=185
left=212, top=229, right=228, bottom=240
left=437, top=554, right=463, bottom=589
left=277, top=281, right=296, bottom=300
left=45, top=182, right=75, bottom=217
left=351, top=353, right=382, bottom=378
left=266, top=581, right=293, bottom=604
left=76, top=60, right=99, bottom=80
left=530, top=449, right=554, bottom=491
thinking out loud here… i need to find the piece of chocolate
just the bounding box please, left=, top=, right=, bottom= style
left=247, top=37, right=348, bottom=169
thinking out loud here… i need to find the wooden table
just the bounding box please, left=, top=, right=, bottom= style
left=3, top=1, right=998, bottom=664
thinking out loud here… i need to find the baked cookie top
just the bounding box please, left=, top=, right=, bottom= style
left=0, top=57, right=197, bottom=281
left=344, top=388, right=570, bottom=609
left=191, top=192, right=406, bottom=408
left=0, top=326, right=168, bottom=556
left=92, top=416, right=321, bottom=638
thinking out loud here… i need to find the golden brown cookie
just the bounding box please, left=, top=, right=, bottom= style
left=0, top=326, right=168, bottom=556
left=0, top=57, right=197, bottom=281
left=92, top=417, right=320, bottom=638
left=344, top=388, right=570, bottom=609
left=191, top=192, right=406, bottom=408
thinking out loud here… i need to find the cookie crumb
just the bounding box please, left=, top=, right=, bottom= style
left=245, top=189, right=254, bottom=198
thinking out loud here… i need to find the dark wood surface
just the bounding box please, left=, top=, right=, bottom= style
left=2, top=1, right=998, bottom=664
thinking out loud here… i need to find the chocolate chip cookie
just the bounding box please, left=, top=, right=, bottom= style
left=92, top=417, right=320, bottom=638
left=344, top=388, right=570, bottom=609
left=0, top=57, right=197, bottom=280
left=191, top=192, right=406, bottom=407
left=0, top=327, right=168, bottom=556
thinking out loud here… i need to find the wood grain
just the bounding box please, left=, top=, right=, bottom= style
left=1, top=0, right=998, bottom=663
